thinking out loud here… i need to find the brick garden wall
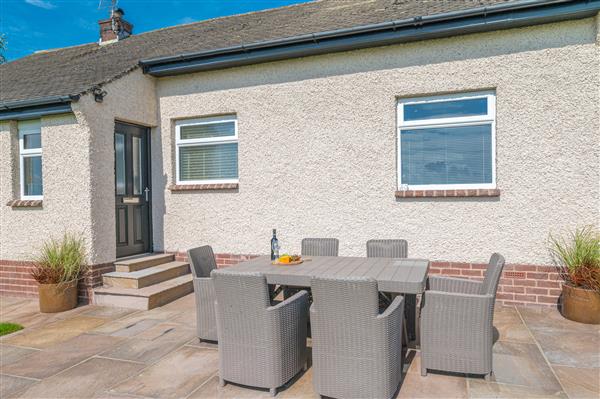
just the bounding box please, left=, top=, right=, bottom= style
left=175, top=252, right=563, bottom=308
left=2, top=253, right=563, bottom=308
left=0, top=260, right=114, bottom=303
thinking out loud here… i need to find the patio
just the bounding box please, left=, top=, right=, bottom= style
left=1, top=294, right=597, bottom=399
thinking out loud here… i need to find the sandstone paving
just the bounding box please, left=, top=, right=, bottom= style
left=100, top=323, right=194, bottom=365
left=3, top=333, right=124, bottom=379
left=109, top=345, right=219, bottom=399
left=552, top=366, right=600, bottom=399
left=2, top=315, right=107, bottom=349
left=491, top=341, right=563, bottom=393
left=0, top=344, right=40, bottom=367
left=491, top=306, right=534, bottom=344
left=0, top=374, right=38, bottom=398
left=0, top=295, right=596, bottom=399
left=15, top=357, right=146, bottom=398
left=467, top=379, right=568, bottom=398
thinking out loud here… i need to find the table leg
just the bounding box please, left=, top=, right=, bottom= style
left=404, top=294, right=417, bottom=342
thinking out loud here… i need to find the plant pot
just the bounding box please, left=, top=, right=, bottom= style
left=38, top=280, right=78, bottom=313
left=561, top=284, right=600, bottom=324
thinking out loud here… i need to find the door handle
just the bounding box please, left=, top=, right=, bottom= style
left=144, top=187, right=150, bottom=201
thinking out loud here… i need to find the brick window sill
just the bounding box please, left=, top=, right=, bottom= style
left=168, top=183, right=239, bottom=192
left=395, top=189, right=500, bottom=199
left=7, top=199, right=43, bottom=208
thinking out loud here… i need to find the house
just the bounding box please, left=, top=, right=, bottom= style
left=1, top=0, right=599, bottom=308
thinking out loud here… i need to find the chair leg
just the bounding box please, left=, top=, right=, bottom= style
left=303, top=361, right=308, bottom=371
left=421, top=365, right=427, bottom=377
left=484, top=372, right=493, bottom=381
left=219, top=377, right=226, bottom=387
left=269, top=387, right=277, bottom=396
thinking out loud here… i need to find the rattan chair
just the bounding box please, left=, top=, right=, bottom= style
left=301, top=238, right=339, bottom=256
left=366, top=239, right=408, bottom=258
left=212, top=271, right=309, bottom=396
left=420, top=253, right=505, bottom=379
left=367, top=239, right=412, bottom=341
left=311, top=276, right=404, bottom=399
left=283, top=237, right=340, bottom=300
left=187, top=245, right=218, bottom=342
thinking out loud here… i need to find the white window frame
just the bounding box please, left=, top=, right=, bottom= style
left=175, top=115, right=239, bottom=185
left=397, top=91, right=496, bottom=191
left=18, top=121, right=43, bottom=200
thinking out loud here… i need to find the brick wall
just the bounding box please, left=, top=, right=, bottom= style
left=0, top=260, right=114, bottom=303
left=2, top=253, right=563, bottom=308
left=175, top=252, right=563, bottom=308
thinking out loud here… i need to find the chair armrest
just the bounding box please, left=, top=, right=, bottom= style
left=193, top=277, right=215, bottom=299
left=421, top=290, right=494, bottom=321
left=428, top=275, right=482, bottom=294
left=377, top=295, right=404, bottom=321
left=268, top=290, right=309, bottom=314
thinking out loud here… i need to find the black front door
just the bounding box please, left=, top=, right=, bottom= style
left=114, top=122, right=152, bottom=258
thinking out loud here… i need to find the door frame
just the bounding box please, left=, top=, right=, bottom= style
left=114, top=120, right=153, bottom=257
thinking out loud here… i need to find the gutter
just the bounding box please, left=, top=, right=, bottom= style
left=140, top=0, right=600, bottom=77
left=0, top=95, right=79, bottom=121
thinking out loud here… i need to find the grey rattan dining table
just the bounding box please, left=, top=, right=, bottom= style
left=220, top=255, right=430, bottom=339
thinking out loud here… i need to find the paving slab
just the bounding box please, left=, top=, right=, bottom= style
left=16, top=357, right=146, bottom=399
left=553, top=366, right=600, bottom=399
left=2, top=315, right=106, bottom=349
left=110, top=345, right=218, bottom=399
left=518, top=306, right=600, bottom=334
left=398, top=370, right=468, bottom=398
left=493, top=306, right=534, bottom=344
left=3, top=333, right=124, bottom=379
left=0, top=374, right=38, bottom=398
left=491, top=341, right=563, bottom=393
left=91, top=318, right=163, bottom=337
left=81, top=306, right=138, bottom=320
left=468, top=379, right=567, bottom=398
left=528, top=328, right=600, bottom=368
left=0, top=344, right=40, bottom=367
left=188, top=375, right=271, bottom=398
left=135, top=321, right=195, bottom=342
left=100, top=324, right=193, bottom=365
left=185, top=338, right=218, bottom=350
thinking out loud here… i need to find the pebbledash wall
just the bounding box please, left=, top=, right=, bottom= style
left=0, top=69, right=157, bottom=301
left=1, top=18, right=599, bottom=307
left=160, top=17, right=599, bottom=308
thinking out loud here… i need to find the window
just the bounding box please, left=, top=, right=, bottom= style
left=176, top=116, right=238, bottom=184
left=18, top=120, right=43, bottom=199
left=397, top=91, right=496, bottom=190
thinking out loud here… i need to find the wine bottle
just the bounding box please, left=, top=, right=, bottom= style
left=271, top=229, right=280, bottom=261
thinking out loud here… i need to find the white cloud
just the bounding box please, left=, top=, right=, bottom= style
left=178, top=17, right=196, bottom=24
left=25, top=0, right=57, bottom=10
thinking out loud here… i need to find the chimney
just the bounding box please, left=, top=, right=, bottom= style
left=98, top=8, right=133, bottom=44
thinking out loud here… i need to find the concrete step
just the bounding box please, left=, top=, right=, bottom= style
left=114, top=253, right=175, bottom=272
left=102, top=261, right=190, bottom=289
left=94, top=274, right=194, bottom=310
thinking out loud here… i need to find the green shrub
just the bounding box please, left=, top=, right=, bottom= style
left=31, top=233, right=88, bottom=285
left=549, top=226, right=600, bottom=292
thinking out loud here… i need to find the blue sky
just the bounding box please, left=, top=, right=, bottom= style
left=1, top=0, right=310, bottom=61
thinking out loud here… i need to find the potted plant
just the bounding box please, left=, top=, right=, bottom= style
left=550, top=226, right=600, bottom=324
left=31, top=233, right=87, bottom=313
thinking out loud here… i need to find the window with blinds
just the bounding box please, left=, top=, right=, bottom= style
left=397, top=92, right=496, bottom=190
left=176, top=116, right=238, bottom=184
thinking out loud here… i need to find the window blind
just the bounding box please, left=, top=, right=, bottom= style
left=400, top=124, right=492, bottom=186
left=179, top=143, right=238, bottom=181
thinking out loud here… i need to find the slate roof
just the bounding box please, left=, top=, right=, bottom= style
left=0, top=0, right=515, bottom=104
